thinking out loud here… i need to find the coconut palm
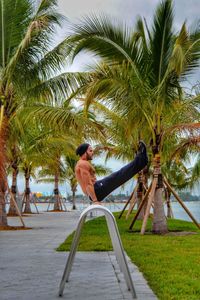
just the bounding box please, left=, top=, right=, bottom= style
left=7, top=144, right=21, bottom=215
left=191, top=155, right=200, bottom=181
left=18, top=123, right=54, bottom=213
left=0, top=0, right=93, bottom=225
left=6, top=117, right=24, bottom=215
left=162, top=159, right=191, bottom=218
left=68, top=0, right=200, bottom=233
left=170, top=130, right=200, bottom=191
left=37, top=158, right=66, bottom=211
left=64, top=155, right=78, bottom=210
left=6, top=116, right=49, bottom=214
left=36, top=130, right=79, bottom=211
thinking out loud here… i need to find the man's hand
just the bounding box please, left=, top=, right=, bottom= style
left=86, top=185, right=98, bottom=203
left=91, top=200, right=103, bottom=205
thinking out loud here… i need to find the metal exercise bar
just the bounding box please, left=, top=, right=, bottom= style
left=58, top=205, right=137, bottom=298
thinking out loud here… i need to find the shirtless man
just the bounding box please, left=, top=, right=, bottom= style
left=75, top=142, right=148, bottom=204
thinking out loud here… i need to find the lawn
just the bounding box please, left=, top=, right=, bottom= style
left=57, top=212, right=200, bottom=300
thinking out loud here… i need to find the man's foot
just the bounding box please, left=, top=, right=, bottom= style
left=137, top=140, right=148, bottom=165
left=138, top=140, right=147, bottom=155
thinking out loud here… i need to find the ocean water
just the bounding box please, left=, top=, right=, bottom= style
left=15, top=200, right=200, bottom=223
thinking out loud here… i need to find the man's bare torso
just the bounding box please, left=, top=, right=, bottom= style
left=75, top=159, right=97, bottom=196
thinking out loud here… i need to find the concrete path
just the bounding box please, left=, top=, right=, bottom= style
left=0, top=211, right=157, bottom=300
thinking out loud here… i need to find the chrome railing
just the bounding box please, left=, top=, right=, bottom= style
left=58, top=204, right=136, bottom=298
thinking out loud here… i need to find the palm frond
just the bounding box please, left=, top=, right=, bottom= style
left=70, top=14, right=145, bottom=85
left=165, top=122, right=200, bottom=137
left=4, top=0, right=64, bottom=84
left=171, top=135, right=200, bottom=158
left=168, top=21, right=200, bottom=80
left=93, top=164, right=112, bottom=176
left=71, top=14, right=133, bottom=61
left=27, top=38, right=72, bottom=81
left=0, top=0, right=33, bottom=68
left=190, top=155, right=200, bottom=187
left=151, top=0, right=174, bottom=85
left=24, top=72, right=88, bottom=104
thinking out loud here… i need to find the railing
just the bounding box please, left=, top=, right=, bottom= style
left=58, top=204, right=137, bottom=298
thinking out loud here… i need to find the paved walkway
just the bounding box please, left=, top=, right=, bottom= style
left=0, top=211, right=157, bottom=300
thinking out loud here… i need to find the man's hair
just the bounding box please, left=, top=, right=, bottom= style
left=75, top=143, right=90, bottom=156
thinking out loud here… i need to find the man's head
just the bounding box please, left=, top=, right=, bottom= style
left=76, top=143, right=94, bottom=160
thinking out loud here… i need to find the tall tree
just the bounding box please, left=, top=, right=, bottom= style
left=69, top=0, right=200, bottom=233
left=36, top=131, right=78, bottom=211
left=6, top=117, right=24, bottom=215
left=0, top=0, right=86, bottom=225
left=64, top=155, right=78, bottom=210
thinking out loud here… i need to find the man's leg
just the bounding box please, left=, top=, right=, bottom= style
left=94, top=142, right=148, bottom=201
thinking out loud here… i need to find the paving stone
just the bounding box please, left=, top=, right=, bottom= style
left=0, top=211, right=157, bottom=300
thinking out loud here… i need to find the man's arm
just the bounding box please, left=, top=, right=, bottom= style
left=79, top=168, right=98, bottom=202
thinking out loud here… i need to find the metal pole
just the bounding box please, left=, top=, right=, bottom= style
left=59, top=205, right=136, bottom=298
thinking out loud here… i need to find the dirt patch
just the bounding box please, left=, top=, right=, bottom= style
left=22, top=213, right=40, bottom=217
left=47, top=210, right=67, bottom=212
left=0, top=226, right=32, bottom=231
left=7, top=213, right=39, bottom=217
left=128, top=229, right=198, bottom=236
left=164, top=231, right=198, bottom=236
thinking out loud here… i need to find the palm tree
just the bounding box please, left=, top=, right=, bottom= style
left=64, top=155, right=78, bottom=210
left=162, top=160, right=191, bottom=218
left=36, top=131, right=79, bottom=211
left=191, top=155, right=200, bottom=189
left=18, top=123, right=52, bottom=213
left=68, top=0, right=200, bottom=233
left=7, top=144, right=21, bottom=215
left=6, top=119, right=23, bottom=215
left=170, top=131, right=200, bottom=192
left=0, top=0, right=90, bottom=226
left=37, top=159, right=66, bottom=211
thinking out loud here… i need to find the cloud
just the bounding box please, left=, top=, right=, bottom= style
left=58, top=0, right=159, bottom=24
left=58, top=0, right=199, bottom=27
left=174, top=0, right=200, bottom=27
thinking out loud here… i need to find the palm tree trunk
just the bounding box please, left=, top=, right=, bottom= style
left=0, top=189, right=7, bottom=226
left=136, top=166, right=149, bottom=220
left=72, top=189, right=76, bottom=210
left=166, top=189, right=173, bottom=218
left=0, top=117, right=8, bottom=226
left=53, top=173, right=60, bottom=211
left=8, top=164, right=18, bottom=216
left=152, top=154, right=168, bottom=234
left=23, top=170, right=31, bottom=213
left=136, top=172, right=145, bottom=220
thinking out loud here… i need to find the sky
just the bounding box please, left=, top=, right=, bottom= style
left=58, top=0, right=200, bottom=27
left=16, top=0, right=200, bottom=196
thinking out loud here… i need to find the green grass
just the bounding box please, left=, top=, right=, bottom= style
left=57, top=212, right=200, bottom=300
